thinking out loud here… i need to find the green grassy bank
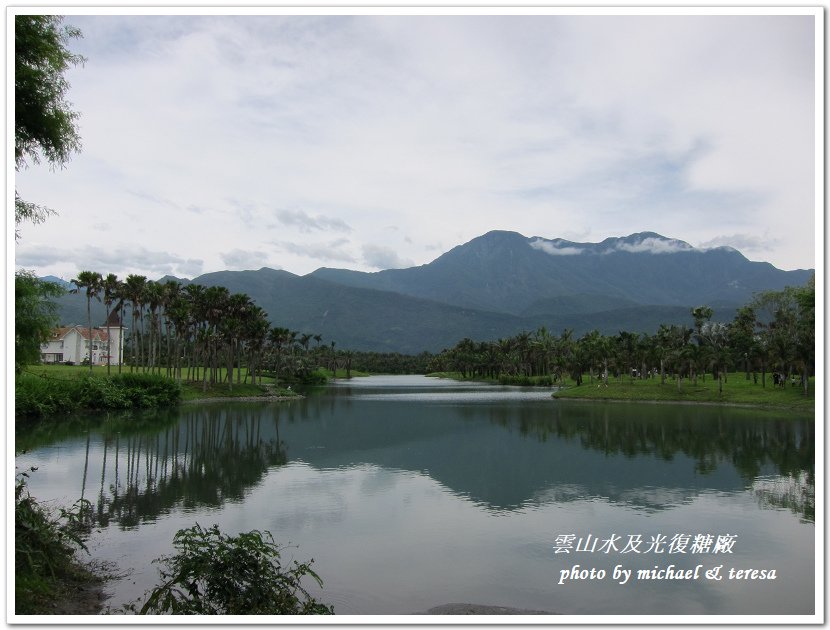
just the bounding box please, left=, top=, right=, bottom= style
left=428, top=370, right=814, bottom=413
left=553, top=372, right=814, bottom=413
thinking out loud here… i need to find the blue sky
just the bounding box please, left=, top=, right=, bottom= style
left=13, top=10, right=819, bottom=280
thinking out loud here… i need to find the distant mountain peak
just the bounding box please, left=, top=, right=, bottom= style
left=529, top=232, right=696, bottom=257
left=606, top=232, right=695, bottom=254
left=39, top=275, right=73, bottom=289
left=528, top=237, right=585, bottom=256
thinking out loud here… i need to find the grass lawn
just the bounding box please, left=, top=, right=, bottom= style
left=554, top=372, right=815, bottom=413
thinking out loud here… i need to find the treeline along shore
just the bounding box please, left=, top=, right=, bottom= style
left=16, top=268, right=814, bottom=419
left=426, top=276, right=814, bottom=412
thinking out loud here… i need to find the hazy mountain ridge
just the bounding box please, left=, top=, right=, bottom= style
left=48, top=231, right=813, bottom=353
left=311, top=230, right=811, bottom=315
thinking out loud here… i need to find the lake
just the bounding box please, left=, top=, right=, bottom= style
left=15, top=375, right=815, bottom=617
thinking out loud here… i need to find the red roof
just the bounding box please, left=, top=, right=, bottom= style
left=51, top=326, right=111, bottom=342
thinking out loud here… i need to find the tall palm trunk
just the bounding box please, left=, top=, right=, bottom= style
left=86, top=295, right=93, bottom=372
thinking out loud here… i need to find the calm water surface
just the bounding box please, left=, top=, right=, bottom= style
left=15, top=375, right=815, bottom=616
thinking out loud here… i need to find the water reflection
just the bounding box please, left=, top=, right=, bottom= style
left=486, top=404, right=814, bottom=521
left=15, top=379, right=815, bottom=615
left=17, top=392, right=814, bottom=529
left=19, top=406, right=287, bottom=530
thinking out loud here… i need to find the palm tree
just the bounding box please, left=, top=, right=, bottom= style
left=700, top=321, right=731, bottom=393
left=101, top=273, right=122, bottom=375
left=242, top=306, right=270, bottom=385
left=143, top=281, right=164, bottom=373
left=182, top=283, right=206, bottom=382
left=165, top=292, right=189, bottom=382
left=223, top=293, right=253, bottom=390
left=160, top=280, right=182, bottom=377
left=124, top=275, right=148, bottom=372
left=341, top=349, right=355, bottom=378
left=70, top=270, right=103, bottom=372
left=202, top=285, right=230, bottom=389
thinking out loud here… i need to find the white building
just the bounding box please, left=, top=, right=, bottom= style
left=40, top=315, right=126, bottom=366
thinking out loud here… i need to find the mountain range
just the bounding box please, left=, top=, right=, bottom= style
left=49, top=231, right=813, bottom=354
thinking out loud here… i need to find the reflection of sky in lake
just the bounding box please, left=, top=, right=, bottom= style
left=331, top=375, right=554, bottom=402
left=15, top=376, right=815, bottom=617
left=349, top=390, right=554, bottom=402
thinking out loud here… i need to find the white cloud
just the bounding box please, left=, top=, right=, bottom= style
left=15, top=243, right=204, bottom=279
left=273, top=238, right=356, bottom=264
left=13, top=12, right=817, bottom=280
left=697, top=233, right=785, bottom=262
left=273, top=209, right=352, bottom=233
left=220, top=249, right=272, bottom=270
left=613, top=237, right=695, bottom=255
left=362, top=244, right=415, bottom=269
left=528, top=239, right=584, bottom=256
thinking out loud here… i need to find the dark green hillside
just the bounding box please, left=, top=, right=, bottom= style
left=50, top=269, right=707, bottom=353
left=46, top=230, right=812, bottom=354
left=521, top=293, right=640, bottom=317
left=555, top=305, right=729, bottom=335
left=310, top=231, right=812, bottom=315
left=189, top=268, right=537, bottom=353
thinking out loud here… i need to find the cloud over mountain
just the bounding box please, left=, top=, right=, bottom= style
left=612, top=236, right=695, bottom=255
left=362, top=244, right=415, bottom=269
left=529, top=238, right=584, bottom=256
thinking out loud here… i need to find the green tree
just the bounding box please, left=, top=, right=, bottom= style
left=731, top=305, right=757, bottom=380
left=70, top=270, right=103, bottom=372
left=793, top=276, right=815, bottom=393
left=15, top=270, right=64, bottom=371
left=15, top=15, right=84, bottom=235
left=124, top=274, right=148, bottom=372
left=101, top=273, right=123, bottom=375
left=690, top=305, right=714, bottom=384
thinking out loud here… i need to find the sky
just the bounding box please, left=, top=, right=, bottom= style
left=12, top=9, right=820, bottom=282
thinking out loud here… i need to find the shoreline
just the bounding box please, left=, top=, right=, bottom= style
left=551, top=394, right=811, bottom=413
left=181, top=394, right=304, bottom=404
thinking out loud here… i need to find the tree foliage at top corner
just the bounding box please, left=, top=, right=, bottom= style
left=15, top=15, right=85, bottom=233
left=15, top=15, right=84, bottom=171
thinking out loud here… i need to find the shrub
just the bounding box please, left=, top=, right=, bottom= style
left=300, top=369, right=329, bottom=385
left=15, top=372, right=82, bottom=417
left=78, top=375, right=131, bottom=410
left=497, top=374, right=553, bottom=387
left=108, top=373, right=181, bottom=408
left=140, top=524, right=333, bottom=615
left=15, top=371, right=181, bottom=418
left=15, top=470, right=92, bottom=613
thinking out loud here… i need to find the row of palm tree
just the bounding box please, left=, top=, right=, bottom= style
left=68, top=271, right=333, bottom=390
left=427, top=278, right=815, bottom=394
left=67, top=271, right=813, bottom=394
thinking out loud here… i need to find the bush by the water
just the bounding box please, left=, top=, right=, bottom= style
left=258, top=368, right=328, bottom=386
left=16, top=372, right=181, bottom=418
left=15, top=470, right=93, bottom=614
left=139, top=524, right=333, bottom=615
left=498, top=374, right=554, bottom=386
